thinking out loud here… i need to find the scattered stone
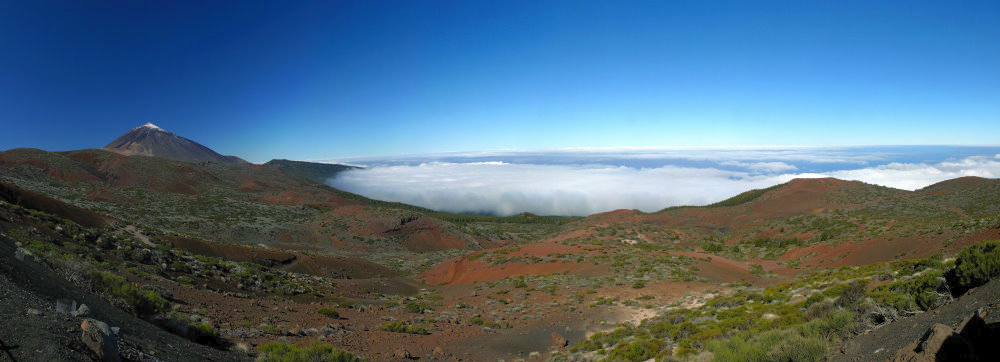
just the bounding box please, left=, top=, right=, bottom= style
left=73, top=304, right=90, bottom=317
left=393, top=349, right=414, bottom=359
left=56, top=299, right=77, bottom=314
left=80, top=318, right=121, bottom=362
left=14, top=247, right=31, bottom=262
left=551, top=332, right=568, bottom=348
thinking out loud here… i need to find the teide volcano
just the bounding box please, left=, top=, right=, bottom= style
left=103, top=122, right=247, bottom=164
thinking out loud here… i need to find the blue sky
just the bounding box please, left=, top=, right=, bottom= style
left=2, top=1, right=999, bottom=163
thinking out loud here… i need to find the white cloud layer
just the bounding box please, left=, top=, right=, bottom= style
left=326, top=154, right=1000, bottom=216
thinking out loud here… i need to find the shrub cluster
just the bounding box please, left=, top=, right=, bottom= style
left=258, top=342, right=362, bottom=362
left=317, top=307, right=340, bottom=319
left=952, top=240, right=1000, bottom=292
left=567, top=240, right=1000, bottom=361
left=378, top=321, right=428, bottom=335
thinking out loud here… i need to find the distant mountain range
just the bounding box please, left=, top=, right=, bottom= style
left=103, top=122, right=248, bottom=164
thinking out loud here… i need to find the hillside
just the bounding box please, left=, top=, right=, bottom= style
left=262, top=159, right=359, bottom=184
left=2, top=139, right=1000, bottom=360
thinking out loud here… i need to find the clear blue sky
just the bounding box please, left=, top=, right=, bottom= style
left=2, top=1, right=998, bottom=163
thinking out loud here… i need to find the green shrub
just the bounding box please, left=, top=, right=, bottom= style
left=952, top=240, right=1000, bottom=291
left=631, top=280, right=646, bottom=289
left=606, top=338, right=665, bottom=361
left=317, top=307, right=340, bottom=319
left=90, top=270, right=169, bottom=316
left=404, top=301, right=432, bottom=314
left=258, top=341, right=362, bottom=362
left=378, top=321, right=428, bottom=335
left=870, top=270, right=947, bottom=312
left=707, top=328, right=827, bottom=362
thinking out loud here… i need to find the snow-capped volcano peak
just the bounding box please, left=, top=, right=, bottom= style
left=104, top=123, right=248, bottom=164
left=136, top=122, right=164, bottom=131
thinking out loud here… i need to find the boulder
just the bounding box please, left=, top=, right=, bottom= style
left=73, top=303, right=90, bottom=317
left=551, top=332, right=569, bottom=348
left=892, top=322, right=977, bottom=361
left=80, top=318, right=121, bottom=362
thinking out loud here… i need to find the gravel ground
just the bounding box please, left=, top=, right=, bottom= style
left=0, top=233, right=251, bottom=362
left=833, top=277, right=1000, bottom=361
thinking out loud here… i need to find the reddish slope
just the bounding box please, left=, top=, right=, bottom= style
left=0, top=182, right=111, bottom=227
left=166, top=236, right=399, bottom=279
left=421, top=242, right=608, bottom=285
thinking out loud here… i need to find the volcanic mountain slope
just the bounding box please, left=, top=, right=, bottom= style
left=262, top=159, right=360, bottom=184
left=103, top=122, right=248, bottom=164
left=5, top=127, right=1000, bottom=360
left=2, top=149, right=1000, bottom=360
left=0, top=146, right=494, bottom=257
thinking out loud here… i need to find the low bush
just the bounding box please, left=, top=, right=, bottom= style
left=378, top=321, right=428, bottom=335
left=707, top=328, right=827, bottom=361
left=606, top=338, right=666, bottom=361
left=952, top=240, right=1000, bottom=292
left=404, top=301, right=432, bottom=314
left=258, top=341, right=362, bottom=362
left=90, top=270, right=170, bottom=316
left=870, top=270, right=947, bottom=312
left=317, top=307, right=339, bottom=319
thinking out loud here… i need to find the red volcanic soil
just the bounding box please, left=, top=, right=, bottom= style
left=257, top=191, right=312, bottom=205
left=667, top=251, right=799, bottom=285
left=587, top=209, right=646, bottom=223
left=0, top=148, right=104, bottom=182
left=394, top=227, right=468, bottom=253
left=548, top=227, right=598, bottom=242
left=421, top=257, right=608, bottom=285
left=778, top=229, right=997, bottom=269
left=384, top=217, right=470, bottom=252
left=508, top=242, right=589, bottom=257
left=257, top=190, right=358, bottom=208
left=748, top=178, right=850, bottom=219
left=642, top=178, right=856, bottom=232
left=956, top=228, right=1000, bottom=247
left=238, top=179, right=276, bottom=192
left=166, top=236, right=398, bottom=279
left=0, top=182, right=110, bottom=227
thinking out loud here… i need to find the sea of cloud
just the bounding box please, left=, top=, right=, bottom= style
left=324, top=147, right=1000, bottom=216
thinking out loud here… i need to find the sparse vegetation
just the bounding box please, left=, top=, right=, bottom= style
left=952, top=240, right=1000, bottom=292
left=317, top=307, right=340, bottom=319
left=258, top=341, right=363, bottom=362
left=378, top=321, right=429, bottom=335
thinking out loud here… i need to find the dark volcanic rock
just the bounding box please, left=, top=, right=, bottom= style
left=80, top=318, right=121, bottom=362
